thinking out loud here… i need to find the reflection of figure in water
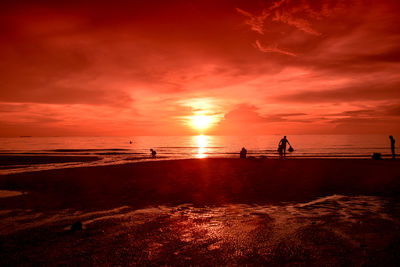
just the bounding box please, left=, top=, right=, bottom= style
left=389, top=135, right=396, bottom=159
left=150, top=148, right=157, bottom=158
left=240, top=147, right=247, bottom=159
left=278, top=136, right=291, bottom=158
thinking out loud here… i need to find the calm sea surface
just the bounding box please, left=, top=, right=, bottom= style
left=0, top=135, right=396, bottom=174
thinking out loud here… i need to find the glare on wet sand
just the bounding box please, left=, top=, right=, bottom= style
left=1, top=195, right=399, bottom=265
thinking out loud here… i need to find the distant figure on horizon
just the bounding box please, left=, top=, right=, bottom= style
left=278, top=136, right=292, bottom=158
left=240, top=147, right=247, bottom=159
left=389, top=135, right=396, bottom=159
left=150, top=148, right=157, bottom=158
left=129, top=140, right=132, bottom=144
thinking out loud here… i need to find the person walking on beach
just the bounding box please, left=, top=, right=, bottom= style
left=278, top=136, right=291, bottom=158
left=150, top=148, right=157, bottom=158
left=389, top=135, right=396, bottom=159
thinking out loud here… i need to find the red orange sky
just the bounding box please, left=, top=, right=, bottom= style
left=1, top=0, right=399, bottom=136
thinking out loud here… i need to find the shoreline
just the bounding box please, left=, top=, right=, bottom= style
left=0, top=155, right=101, bottom=166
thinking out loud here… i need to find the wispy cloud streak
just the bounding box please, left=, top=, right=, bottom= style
left=237, top=0, right=322, bottom=36
left=236, top=8, right=269, bottom=35
left=254, top=40, right=296, bottom=57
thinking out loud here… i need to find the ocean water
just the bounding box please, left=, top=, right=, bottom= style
left=0, top=135, right=395, bottom=173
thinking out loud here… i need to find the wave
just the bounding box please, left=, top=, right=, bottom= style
left=50, top=149, right=130, bottom=152
left=154, top=146, right=224, bottom=149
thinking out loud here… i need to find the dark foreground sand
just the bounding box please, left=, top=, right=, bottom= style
left=0, top=158, right=400, bottom=265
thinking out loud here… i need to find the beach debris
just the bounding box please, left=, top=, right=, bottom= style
left=70, top=221, right=83, bottom=232
left=371, top=153, right=382, bottom=160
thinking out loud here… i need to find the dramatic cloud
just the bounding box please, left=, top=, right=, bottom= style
left=274, top=82, right=400, bottom=103
left=0, top=0, right=399, bottom=136
left=237, top=0, right=323, bottom=36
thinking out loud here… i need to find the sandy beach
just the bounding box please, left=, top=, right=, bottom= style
left=1, top=158, right=400, bottom=265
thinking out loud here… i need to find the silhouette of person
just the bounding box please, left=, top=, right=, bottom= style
left=150, top=148, right=156, bottom=158
left=240, top=147, right=247, bottom=159
left=278, top=145, right=283, bottom=158
left=278, top=136, right=291, bottom=158
left=389, top=135, right=396, bottom=159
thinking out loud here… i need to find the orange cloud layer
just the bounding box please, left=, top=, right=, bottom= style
left=0, top=0, right=399, bottom=136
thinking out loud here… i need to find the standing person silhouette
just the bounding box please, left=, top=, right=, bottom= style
left=389, top=135, right=396, bottom=159
left=278, top=136, right=291, bottom=158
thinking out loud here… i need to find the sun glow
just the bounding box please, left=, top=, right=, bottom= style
left=190, top=115, right=213, bottom=130
left=180, top=98, right=223, bottom=133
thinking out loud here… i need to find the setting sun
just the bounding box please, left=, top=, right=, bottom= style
left=190, top=115, right=213, bottom=130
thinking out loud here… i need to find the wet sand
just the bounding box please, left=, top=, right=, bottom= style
left=0, top=155, right=100, bottom=168
left=0, top=158, right=400, bottom=265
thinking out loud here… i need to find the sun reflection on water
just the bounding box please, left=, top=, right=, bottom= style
left=194, top=135, right=208, bottom=158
